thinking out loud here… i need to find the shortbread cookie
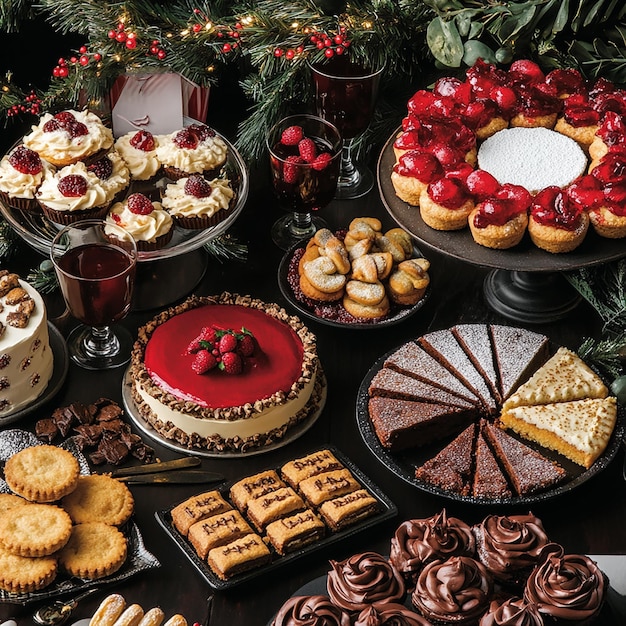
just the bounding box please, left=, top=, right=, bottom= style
left=188, top=510, right=253, bottom=559
left=343, top=293, right=390, bottom=320
left=298, top=468, right=361, bottom=506
left=229, top=469, right=286, bottom=512
left=0, top=493, right=28, bottom=515
left=4, top=444, right=80, bottom=502
left=0, top=544, right=57, bottom=592
left=319, top=489, right=379, bottom=531
left=0, top=503, right=72, bottom=556
left=62, top=474, right=134, bottom=526
left=58, top=522, right=127, bottom=579
left=265, top=509, right=326, bottom=555
left=246, top=486, right=306, bottom=532
left=280, top=449, right=344, bottom=488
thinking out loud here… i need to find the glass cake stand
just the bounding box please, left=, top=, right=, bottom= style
left=377, top=130, right=626, bottom=323
left=0, top=131, right=249, bottom=310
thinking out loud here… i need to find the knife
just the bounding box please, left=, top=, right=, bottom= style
left=110, top=456, right=202, bottom=478
left=119, top=470, right=225, bottom=485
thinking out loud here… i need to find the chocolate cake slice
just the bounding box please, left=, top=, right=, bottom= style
left=414, top=423, right=476, bottom=496
left=482, top=420, right=566, bottom=497
left=473, top=423, right=512, bottom=500
left=418, top=329, right=497, bottom=414
left=368, top=396, right=475, bottom=452
left=384, top=341, right=481, bottom=406
left=368, top=368, right=476, bottom=409
left=489, top=325, right=549, bottom=401
left=452, top=324, right=501, bottom=404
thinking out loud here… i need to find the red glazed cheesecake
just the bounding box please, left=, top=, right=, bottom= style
left=130, top=293, right=323, bottom=452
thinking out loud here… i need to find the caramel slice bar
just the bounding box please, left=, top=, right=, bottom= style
left=280, top=450, right=344, bottom=488
left=266, top=509, right=326, bottom=555
left=188, top=510, right=253, bottom=559
left=171, top=490, right=232, bottom=537
left=246, top=486, right=306, bottom=532
left=207, top=533, right=271, bottom=580
left=319, top=489, right=379, bottom=531
left=298, top=468, right=361, bottom=507
left=229, top=469, right=286, bottom=512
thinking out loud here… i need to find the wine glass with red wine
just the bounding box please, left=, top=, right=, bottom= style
left=268, top=113, right=342, bottom=250
left=310, top=58, right=384, bottom=200
left=50, top=219, right=137, bottom=370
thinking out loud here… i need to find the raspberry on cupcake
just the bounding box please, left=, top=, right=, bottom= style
left=114, top=129, right=162, bottom=182
left=0, top=145, right=53, bottom=212
left=23, top=109, right=113, bottom=167
left=87, top=150, right=130, bottom=204
left=161, top=174, right=234, bottom=229
left=157, top=123, right=228, bottom=180
left=36, top=162, right=110, bottom=224
left=106, top=192, right=173, bottom=251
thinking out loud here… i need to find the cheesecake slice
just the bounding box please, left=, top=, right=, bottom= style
left=502, top=347, right=608, bottom=411
left=500, top=396, right=617, bottom=469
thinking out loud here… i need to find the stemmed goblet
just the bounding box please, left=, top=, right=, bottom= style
left=310, top=58, right=384, bottom=200
left=50, top=219, right=137, bottom=370
left=268, top=113, right=342, bottom=250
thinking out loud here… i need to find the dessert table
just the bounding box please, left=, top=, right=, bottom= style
left=1, top=124, right=626, bottom=626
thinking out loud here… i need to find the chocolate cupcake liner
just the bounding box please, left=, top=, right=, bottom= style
left=172, top=209, right=229, bottom=230
left=163, top=165, right=225, bottom=182
left=39, top=202, right=111, bottom=225
left=0, top=190, right=41, bottom=213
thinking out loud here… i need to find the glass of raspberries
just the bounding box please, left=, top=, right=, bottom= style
left=267, top=114, right=342, bottom=250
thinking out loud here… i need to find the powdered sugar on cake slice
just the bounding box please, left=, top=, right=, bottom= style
left=489, top=325, right=549, bottom=401
left=384, top=341, right=481, bottom=406
left=419, top=329, right=497, bottom=414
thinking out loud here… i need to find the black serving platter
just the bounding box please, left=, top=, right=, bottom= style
left=377, top=128, right=626, bottom=273
left=278, top=240, right=430, bottom=330
left=155, top=445, right=397, bottom=591
left=356, top=343, right=626, bottom=506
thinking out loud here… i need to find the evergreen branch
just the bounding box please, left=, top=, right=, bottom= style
left=204, top=234, right=248, bottom=263
left=27, top=259, right=59, bottom=295
left=578, top=335, right=626, bottom=380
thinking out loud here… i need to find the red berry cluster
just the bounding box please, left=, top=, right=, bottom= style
left=279, top=125, right=333, bottom=184
left=274, top=27, right=350, bottom=60
left=187, top=326, right=256, bottom=376
left=190, top=10, right=243, bottom=55
left=53, top=46, right=103, bottom=78
left=6, top=90, right=42, bottom=118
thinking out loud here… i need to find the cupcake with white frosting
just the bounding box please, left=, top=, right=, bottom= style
left=161, top=174, right=234, bottom=229
left=106, top=192, right=173, bottom=251
left=36, top=162, right=110, bottom=224
left=23, top=109, right=113, bottom=167
left=86, top=150, right=130, bottom=204
left=0, top=145, right=54, bottom=211
left=114, top=130, right=163, bottom=182
left=156, top=123, right=228, bottom=180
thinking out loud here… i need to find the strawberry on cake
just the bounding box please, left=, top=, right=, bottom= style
left=129, top=293, right=324, bottom=453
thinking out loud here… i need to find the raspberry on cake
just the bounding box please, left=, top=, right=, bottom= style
left=114, top=129, right=162, bottom=182
left=130, top=293, right=323, bottom=453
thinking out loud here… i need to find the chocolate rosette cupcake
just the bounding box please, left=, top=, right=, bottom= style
left=354, top=603, right=434, bottom=625
left=523, top=548, right=607, bottom=625
left=479, top=598, right=543, bottom=626
left=327, top=552, right=406, bottom=613
left=390, top=510, right=476, bottom=587
left=472, top=513, right=550, bottom=586
left=271, top=595, right=351, bottom=626
left=412, top=556, right=493, bottom=625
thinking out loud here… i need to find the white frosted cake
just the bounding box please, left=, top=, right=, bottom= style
left=477, top=127, right=587, bottom=193
left=0, top=272, right=53, bottom=416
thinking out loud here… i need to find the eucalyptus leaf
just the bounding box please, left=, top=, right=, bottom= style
left=468, top=21, right=484, bottom=40
left=427, top=16, right=464, bottom=67
left=584, top=0, right=607, bottom=27
left=553, top=0, right=570, bottom=34
left=463, top=40, right=497, bottom=66
left=498, top=6, right=537, bottom=42
left=455, top=12, right=472, bottom=37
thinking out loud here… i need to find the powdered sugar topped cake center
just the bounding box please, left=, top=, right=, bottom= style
left=477, top=127, right=587, bottom=193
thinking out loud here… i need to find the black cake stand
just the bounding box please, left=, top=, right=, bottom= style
left=377, top=131, right=626, bottom=324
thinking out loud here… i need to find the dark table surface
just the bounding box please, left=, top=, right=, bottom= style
left=1, top=136, right=626, bottom=625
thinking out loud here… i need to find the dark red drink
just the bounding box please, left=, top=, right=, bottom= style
left=57, top=244, right=135, bottom=326
left=311, top=58, right=383, bottom=139
left=269, top=137, right=340, bottom=213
